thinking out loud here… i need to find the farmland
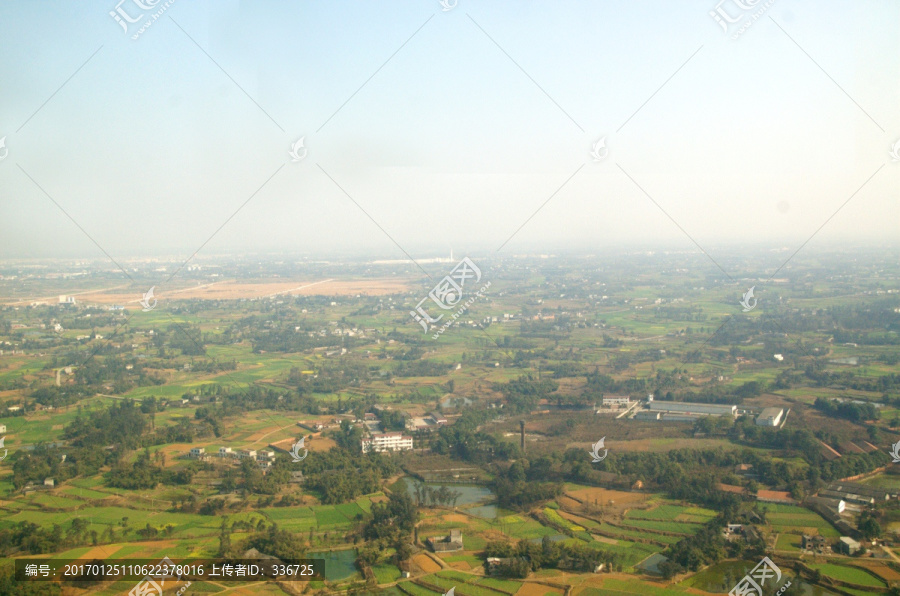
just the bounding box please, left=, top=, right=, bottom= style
left=0, top=250, right=897, bottom=595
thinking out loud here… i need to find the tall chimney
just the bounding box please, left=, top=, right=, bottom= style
left=519, top=420, right=526, bottom=453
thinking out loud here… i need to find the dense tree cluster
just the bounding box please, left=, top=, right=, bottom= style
left=493, top=375, right=559, bottom=413
left=301, top=428, right=398, bottom=504
left=483, top=537, right=614, bottom=576
left=814, top=397, right=881, bottom=422
left=491, top=461, right=563, bottom=510
left=430, top=409, right=519, bottom=463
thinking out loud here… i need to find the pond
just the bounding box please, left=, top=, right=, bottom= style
left=441, top=396, right=473, bottom=408
left=308, top=548, right=359, bottom=582
left=682, top=560, right=838, bottom=595
left=398, top=477, right=495, bottom=506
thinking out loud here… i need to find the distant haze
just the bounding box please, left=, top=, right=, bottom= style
left=0, top=0, right=898, bottom=260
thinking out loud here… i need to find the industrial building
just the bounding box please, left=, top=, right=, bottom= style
left=634, top=411, right=661, bottom=421
left=756, top=407, right=784, bottom=427
left=825, top=482, right=895, bottom=501
left=648, top=401, right=737, bottom=417
left=818, top=488, right=875, bottom=506
left=805, top=496, right=846, bottom=515
left=660, top=413, right=708, bottom=422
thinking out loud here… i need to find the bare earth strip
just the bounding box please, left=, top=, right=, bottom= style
left=3, top=283, right=131, bottom=306
left=67, top=278, right=414, bottom=306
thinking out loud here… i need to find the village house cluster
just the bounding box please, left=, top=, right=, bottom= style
left=188, top=446, right=277, bottom=469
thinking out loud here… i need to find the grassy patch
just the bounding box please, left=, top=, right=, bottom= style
left=808, top=563, right=885, bottom=588
left=373, top=563, right=402, bottom=583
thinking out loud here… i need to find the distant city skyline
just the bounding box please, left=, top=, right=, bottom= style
left=1, top=0, right=898, bottom=260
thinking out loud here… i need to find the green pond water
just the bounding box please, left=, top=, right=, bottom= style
left=399, top=477, right=495, bottom=505
left=399, top=477, right=503, bottom=518
left=309, top=548, right=359, bottom=582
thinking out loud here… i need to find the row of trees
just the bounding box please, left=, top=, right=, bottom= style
left=410, top=481, right=462, bottom=507
left=483, top=536, right=613, bottom=576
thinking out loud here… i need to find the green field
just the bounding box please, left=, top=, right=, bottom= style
left=808, top=563, right=886, bottom=588
left=618, top=519, right=698, bottom=536
left=762, top=505, right=840, bottom=537
left=594, top=523, right=683, bottom=545
left=626, top=504, right=715, bottom=522
left=373, top=563, right=403, bottom=583
left=581, top=578, right=694, bottom=595
left=399, top=582, right=443, bottom=596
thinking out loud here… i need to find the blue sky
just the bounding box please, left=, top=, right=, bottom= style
left=0, top=0, right=897, bottom=259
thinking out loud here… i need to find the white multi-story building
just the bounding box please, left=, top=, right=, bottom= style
left=602, top=395, right=630, bottom=407
left=218, top=447, right=233, bottom=457
left=361, top=432, right=413, bottom=453
left=256, top=450, right=275, bottom=462
left=189, top=447, right=205, bottom=458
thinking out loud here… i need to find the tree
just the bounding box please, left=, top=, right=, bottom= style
left=859, top=513, right=882, bottom=540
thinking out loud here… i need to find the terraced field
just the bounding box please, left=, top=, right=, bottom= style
left=625, top=504, right=716, bottom=523
left=762, top=505, right=840, bottom=537
left=576, top=577, right=695, bottom=595
left=419, top=573, right=511, bottom=596
left=430, top=570, right=523, bottom=595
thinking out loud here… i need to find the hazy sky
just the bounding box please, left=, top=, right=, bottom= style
left=0, top=0, right=898, bottom=260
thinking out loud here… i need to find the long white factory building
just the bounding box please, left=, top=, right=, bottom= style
left=648, top=401, right=737, bottom=417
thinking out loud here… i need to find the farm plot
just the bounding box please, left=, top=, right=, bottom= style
left=433, top=570, right=520, bottom=594
left=399, top=582, right=443, bottom=596
left=495, top=518, right=558, bottom=541
left=583, top=539, right=665, bottom=568
left=617, top=519, right=698, bottom=535
left=544, top=508, right=584, bottom=532
left=421, top=574, right=508, bottom=596
left=594, top=523, right=683, bottom=545
left=577, top=578, right=693, bottom=595
left=808, top=563, right=886, bottom=588
left=766, top=511, right=839, bottom=537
